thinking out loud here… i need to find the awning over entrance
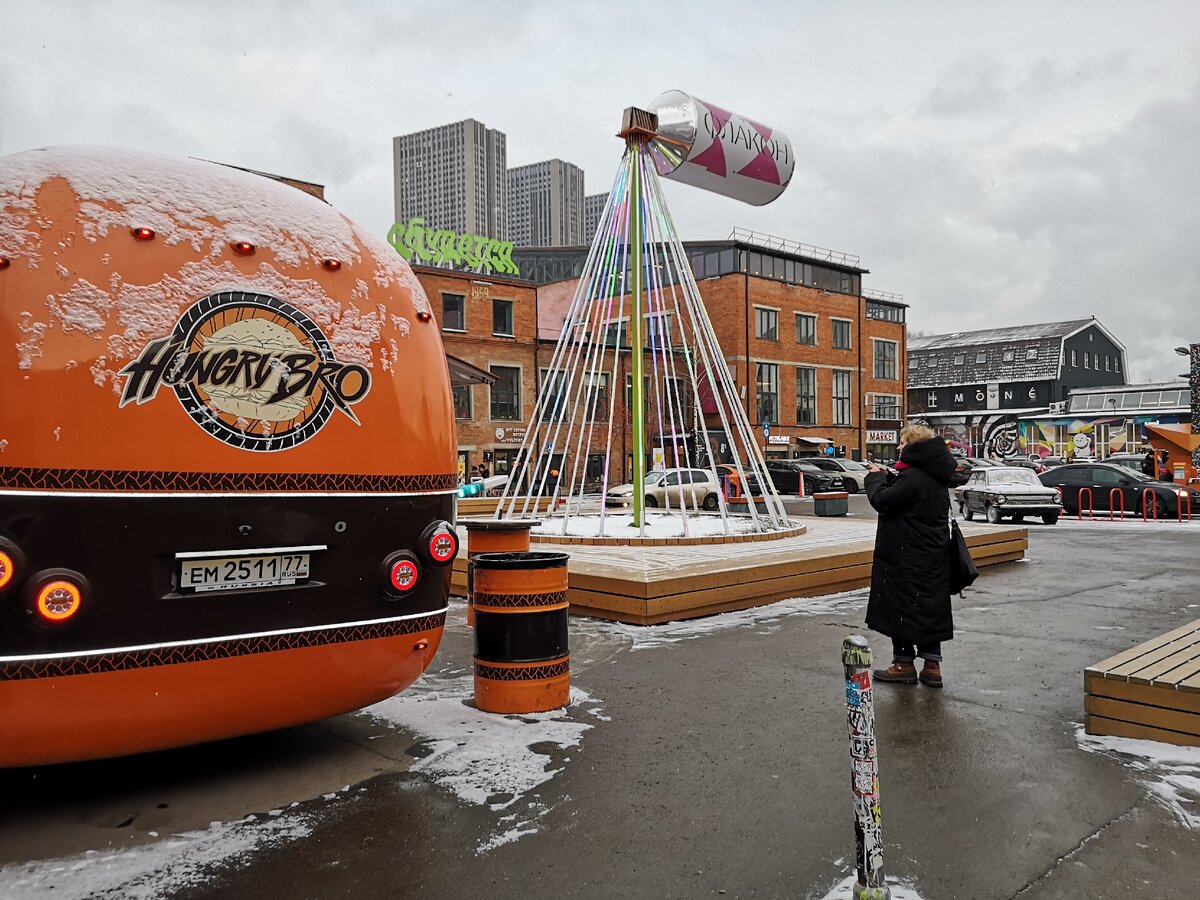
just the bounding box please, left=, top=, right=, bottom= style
left=1145, top=422, right=1200, bottom=452
left=795, top=436, right=833, bottom=445
left=446, top=355, right=498, bottom=387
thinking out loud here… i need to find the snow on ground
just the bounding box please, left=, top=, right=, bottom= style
left=360, top=678, right=603, bottom=853
left=813, top=873, right=927, bottom=899
left=0, top=808, right=318, bottom=900
left=1075, top=726, right=1200, bottom=828
left=531, top=511, right=792, bottom=539
left=604, top=588, right=870, bottom=651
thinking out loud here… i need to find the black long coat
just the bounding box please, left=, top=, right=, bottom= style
left=864, top=439, right=959, bottom=645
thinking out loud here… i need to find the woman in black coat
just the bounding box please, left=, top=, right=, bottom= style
left=863, top=426, right=960, bottom=688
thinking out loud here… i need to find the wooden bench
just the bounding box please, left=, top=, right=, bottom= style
left=1085, top=618, right=1200, bottom=747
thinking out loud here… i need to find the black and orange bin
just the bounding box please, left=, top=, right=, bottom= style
left=463, top=520, right=539, bottom=625
left=471, top=551, right=570, bottom=714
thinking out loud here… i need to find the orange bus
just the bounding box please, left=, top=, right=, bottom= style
left=0, top=146, right=457, bottom=766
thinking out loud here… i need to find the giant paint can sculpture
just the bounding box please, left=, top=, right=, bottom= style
left=646, top=90, right=795, bottom=206
left=0, top=146, right=457, bottom=766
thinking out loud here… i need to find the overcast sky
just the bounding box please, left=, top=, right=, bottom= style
left=3, top=1, right=1197, bottom=383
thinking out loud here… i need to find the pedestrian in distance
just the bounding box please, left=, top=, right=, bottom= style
left=1142, top=447, right=1157, bottom=478
left=863, top=424, right=963, bottom=689
left=1159, top=449, right=1174, bottom=482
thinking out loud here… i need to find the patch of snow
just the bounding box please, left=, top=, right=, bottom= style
left=606, top=588, right=869, bottom=651
left=360, top=675, right=601, bottom=852
left=1075, top=726, right=1200, bottom=828
left=0, top=813, right=312, bottom=900
left=533, top=511, right=794, bottom=539
left=16, top=311, right=48, bottom=369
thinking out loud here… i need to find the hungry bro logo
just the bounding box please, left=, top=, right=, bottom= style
left=118, top=291, right=371, bottom=451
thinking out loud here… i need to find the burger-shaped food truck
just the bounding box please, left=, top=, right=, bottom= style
left=0, top=146, right=457, bottom=766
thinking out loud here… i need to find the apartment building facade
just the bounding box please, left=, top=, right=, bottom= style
left=507, top=159, right=586, bottom=247
left=392, top=119, right=508, bottom=239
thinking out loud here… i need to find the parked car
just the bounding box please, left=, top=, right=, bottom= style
left=714, top=463, right=767, bottom=497
left=1105, top=453, right=1172, bottom=481
left=1038, top=463, right=1199, bottom=518
left=803, top=457, right=870, bottom=493
left=956, top=466, right=1062, bottom=524
left=963, top=457, right=1001, bottom=470
left=795, top=461, right=843, bottom=495
left=605, top=467, right=721, bottom=510
left=1001, top=457, right=1047, bottom=474
left=1035, top=456, right=1067, bottom=468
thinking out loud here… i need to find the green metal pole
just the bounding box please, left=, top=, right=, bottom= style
left=629, top=144, right=646, bottom=529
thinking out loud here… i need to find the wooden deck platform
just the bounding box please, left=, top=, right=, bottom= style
left=452, top=519, right=1027, bottom=625
left=1085, top=619, right=1200, bottom=747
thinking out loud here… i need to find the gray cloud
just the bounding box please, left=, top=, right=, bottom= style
left=2, top=0, right=1198, bottom=382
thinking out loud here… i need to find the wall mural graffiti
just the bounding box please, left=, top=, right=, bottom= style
left=910, top=414, right=1019, bottom=458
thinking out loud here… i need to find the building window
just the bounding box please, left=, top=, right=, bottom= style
left=796, top=367, right=817, bottom=425
left=975, top=351, right=987, bottom=364
left=604, top=318, right=628, bottom=347
left=493, top=449, right=520, bottom=476
left=755, top=307, right=779, bottom=341
left=756, top=362, right=779, bottom=423
left=1002, top=349, right=1015, bottom=362
left=1026, top=348, right=1038, bottom=360
left=953, top=354, right=965, bottom=366
left=587, top=372, right=610, bottom=421
left=1084, top=352, right=1090, bottom=369
left=873, top=394, right=900, bottom=419
left=795, top=313, right=817, bottom=345
left=873, top=340, right=898, bottom=380
left=929, top=356, right=939, bottom=368
left=832, top=319, right=852, bottom=350
left=647, top=313, right=673, bottom=349
left=624, top=373, right=650, bottom=418
left=442, top=293, right=466, bottom=331
left=452, top=384, right=472, bottom=420
left=1115, top=356, right=1121, bottom=373
left=492, top=299, right=514, bottom=336
left=1071, top=350, right=1078, bottom=367
left=927, top=391, right=938, bottom=409
left=833, top=370, right=852, bottom=425
left=1105, top=355, right=1111, bottom=371
left=489, top=366, right=520, bottom=420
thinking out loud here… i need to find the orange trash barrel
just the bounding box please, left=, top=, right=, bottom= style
left=463, top=520, right=538, bottom=625
left=472, top=551, right=570, bottom=714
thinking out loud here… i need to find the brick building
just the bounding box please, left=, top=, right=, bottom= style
left=418, top=230, right=909, bottom=484
left=413, top=266, right=539, bottom=482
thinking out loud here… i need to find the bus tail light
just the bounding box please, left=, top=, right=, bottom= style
left=0, top=537, right=24, bottom=593
left=422, top=522, right=458, bottom=566
left=381, top=551, right=421, bottom=597
left=26, top=570, right=88, bottom=626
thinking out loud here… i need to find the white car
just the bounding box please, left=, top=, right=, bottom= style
left=803, top=457, right=869, bottom=493
left=955, top=467, right=1062, bottom=524
left=605, top=467, right=721, bottom=511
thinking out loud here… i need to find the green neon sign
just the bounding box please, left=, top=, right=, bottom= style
left=387, top=217, right=519, bottom=276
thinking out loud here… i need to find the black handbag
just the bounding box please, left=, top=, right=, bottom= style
left=948, top=517, right=979, bottom=595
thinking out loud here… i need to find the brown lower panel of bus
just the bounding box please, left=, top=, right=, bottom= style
left=1, top=624, right=444, bottom=767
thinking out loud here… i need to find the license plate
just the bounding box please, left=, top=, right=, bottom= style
left=179, top=552, right=311, bottom=593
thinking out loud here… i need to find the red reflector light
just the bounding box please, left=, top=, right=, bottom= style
left=231, top=241, right=256, bottom=256
left=321, top=258, right=342, bottom=272
left=390, top=558, right=419, bottom=592
left=35, top=580, right=83, bottom=622
left=0, top=256, right=11, bottom=269
left=0, top=551, right=14, bottom=591
left=130, top=227, right=155, bottom=241
left=416, top=311, right=433, bottom=322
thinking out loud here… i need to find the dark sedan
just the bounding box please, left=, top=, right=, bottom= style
left=1038, top=463, right=1199, bottom=518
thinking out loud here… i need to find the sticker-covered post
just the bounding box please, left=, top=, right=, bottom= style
left=842, top=635, right=890, bottom=900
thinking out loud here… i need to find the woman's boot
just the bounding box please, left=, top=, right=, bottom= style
left=919, top=660, right=943, bottom=688
left=873, top=660, right=917, bottom=684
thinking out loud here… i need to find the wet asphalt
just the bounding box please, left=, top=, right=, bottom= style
left=4, top=517, right=1199, bottom=899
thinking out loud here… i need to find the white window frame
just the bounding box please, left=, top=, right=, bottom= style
left=441, top=292, right=467, bottom=333
left=754, top=306, right=780, bottom=341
